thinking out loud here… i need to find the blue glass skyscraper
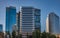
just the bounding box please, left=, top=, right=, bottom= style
left=6, top=6, right=16, bottom=33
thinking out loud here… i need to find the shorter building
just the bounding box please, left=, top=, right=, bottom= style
left=46, top=12, right=59, bottom=34
left=0, top=32, right=4, bottom=38
left=0, top=24, right=3, bottom=32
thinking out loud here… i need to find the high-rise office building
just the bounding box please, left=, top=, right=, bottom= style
left=17, top=7, right=41, bottom=38
left=46, top=13, right=59, bottom=34
left=0, top=24, right=3, bottom=32
left=6, top=6, right=16, bottom=33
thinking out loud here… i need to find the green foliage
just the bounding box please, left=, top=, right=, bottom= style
left=41, top=31, right=56, bottom=38
left=16, top=34, right=22, bottom=38
left=32, top=30, right=56, bottom=38
left=12, top=31, right=16, bottom=38
left=27, top=32, right=29, bottom=38
left=41, top=31, right=47, bottom=38
left=19, top=34, right=22, bottom=38
left=12, top=30, right=22, bottom=38
left=11, top=29, right=56, bottom=38
left=32, top=29, right=41, bottom=38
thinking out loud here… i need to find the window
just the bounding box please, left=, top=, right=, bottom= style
left=35, top=16, right=40, bottom=22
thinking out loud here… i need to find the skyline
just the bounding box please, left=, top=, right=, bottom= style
left=0, top=0, right=60, bottom=32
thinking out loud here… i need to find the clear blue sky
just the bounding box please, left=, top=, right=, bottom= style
left=0, top=0, right=60, bottom=32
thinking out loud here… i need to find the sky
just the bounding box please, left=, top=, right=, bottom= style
left=0, top=0, right=60, bottom=32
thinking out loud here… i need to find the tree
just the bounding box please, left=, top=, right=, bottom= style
left=12, top=31, right=16, bottom=38
left=32, top=29, right=41, bottom=38
left=32, top=29, right=56, bottom=38
left=27, top=32, right=29, bottom=38
left=41, top=31, right=47, bottom=38
left=16, top=34, right=22, bottom=38
left=32, top=31, right=36, bottom=38
left=41, top=31, right=56, bottom=38
left=50, top=34, right=56, bottom=38
left=19, top=34, right=22, bottom=38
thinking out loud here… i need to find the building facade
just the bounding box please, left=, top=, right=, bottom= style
left=6, top=6, right=16, bottom=33
left=17, top=7, right=41, bottom=38
left=16, top=12, right=20, bottom=34
left=34, top=9, right=40, bottom=30
left=20, top=7, right=40, bottom=33
left=0, top=24, right=3, bottom=32
left=46, top=13, right=59, bottom=34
